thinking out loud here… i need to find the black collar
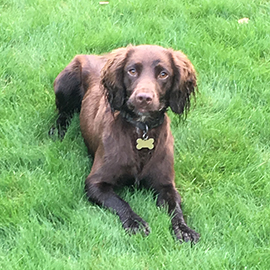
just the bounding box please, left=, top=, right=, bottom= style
left=120, top=108, right=166, bottom=133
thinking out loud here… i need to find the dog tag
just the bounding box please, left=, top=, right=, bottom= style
left=136, top=138, right=154, bottom=150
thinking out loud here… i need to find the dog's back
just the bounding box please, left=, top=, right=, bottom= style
left=53, top=54, right=107, bottom=137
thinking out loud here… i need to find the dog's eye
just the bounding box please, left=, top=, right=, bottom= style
left=158, top=71, right=169, bottom=80
left=128, top=68, right=138, bottom=77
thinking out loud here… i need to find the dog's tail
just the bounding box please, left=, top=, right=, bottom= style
left=50, top=55, right=90, bottom=139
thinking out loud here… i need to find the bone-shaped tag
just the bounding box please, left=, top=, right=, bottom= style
left=136, top=138, right=154, bottom=150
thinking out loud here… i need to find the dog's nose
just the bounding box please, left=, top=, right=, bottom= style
left=136, top=92, right=153, bottom=105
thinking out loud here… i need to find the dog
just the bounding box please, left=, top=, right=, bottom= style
left=53, top=45, right=200, bottom=243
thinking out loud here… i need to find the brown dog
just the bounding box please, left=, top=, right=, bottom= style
left=53, top=45, right=200, bottom=243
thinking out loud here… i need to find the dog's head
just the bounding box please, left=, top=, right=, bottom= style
left=101, top=45, right=197, bottom=120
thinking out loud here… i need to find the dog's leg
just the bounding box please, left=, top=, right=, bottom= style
left=153, top=183, right=200, bottom=243
left=85, top=167, right=150, bottom=236
left=51, top=56, right=90, bottom=139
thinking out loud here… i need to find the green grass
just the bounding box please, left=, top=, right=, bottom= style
left=1, top=0, right=270, bottom=269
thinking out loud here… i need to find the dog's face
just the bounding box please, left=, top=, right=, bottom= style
left=123, top=46, right=174, bottom=115
left=101, top=45, right=197, bottom=118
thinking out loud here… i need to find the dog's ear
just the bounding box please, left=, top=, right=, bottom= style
left=169, top=50, right=197, bottom=115
left=101, top=47, right=129, bottom=111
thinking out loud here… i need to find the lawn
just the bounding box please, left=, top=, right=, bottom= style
left=1, top=0, right=270, bottom=269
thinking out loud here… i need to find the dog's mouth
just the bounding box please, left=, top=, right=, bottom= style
left=136, top=106, right=166, bottom=121
left=137, top=108, right=147, bottom=114
left=129, top=107, right=166, bottom=124
left=126, top=100, right=165, bottom=117
left=121, top=101, right=167, bottom=130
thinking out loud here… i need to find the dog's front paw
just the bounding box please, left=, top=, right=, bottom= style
left=172, top=218, right=200, bottom=243
left=121, top=213, right=150, bottom=236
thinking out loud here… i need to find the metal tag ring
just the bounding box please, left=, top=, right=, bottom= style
left=142, top=125, right=149, bottom=140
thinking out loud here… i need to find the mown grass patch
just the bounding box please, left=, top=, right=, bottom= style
left=1, top=0, right=270, bottom=269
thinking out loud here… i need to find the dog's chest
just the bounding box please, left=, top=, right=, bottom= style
left=130, top=128, right=155, bottom=166
left=135, top=147, right=154, bottom=172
